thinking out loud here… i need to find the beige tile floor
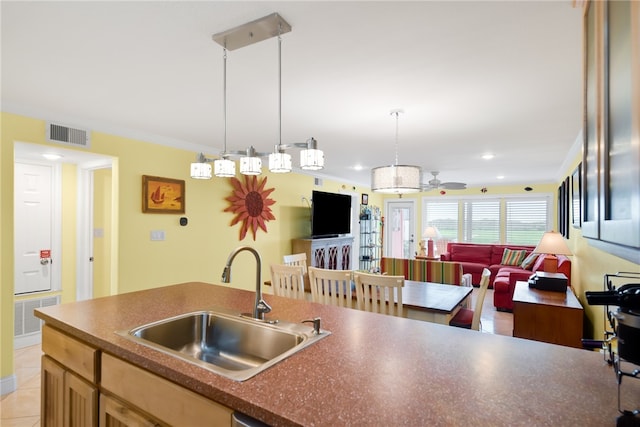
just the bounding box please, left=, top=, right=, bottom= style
left=0, top=288, right=512, bottom=426
left=1, top=344, right=42, bottom=427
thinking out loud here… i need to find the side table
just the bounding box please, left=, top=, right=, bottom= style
left=512, top=281, right=584, bottom=348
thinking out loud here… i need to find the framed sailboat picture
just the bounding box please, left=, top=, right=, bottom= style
left=142, top=175, right=185, bottom=214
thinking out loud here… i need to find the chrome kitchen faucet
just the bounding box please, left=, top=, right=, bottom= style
left=221, top=246, right=272, bottom=320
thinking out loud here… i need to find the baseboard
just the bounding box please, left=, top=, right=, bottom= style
left=15, top=332, right=42, bottom=349
left=0, top=374, right=17, bottom=396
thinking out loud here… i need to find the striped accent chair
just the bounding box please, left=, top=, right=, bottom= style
left=380, top=257, right=464, bottom=285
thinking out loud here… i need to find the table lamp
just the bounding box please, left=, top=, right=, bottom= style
left=533, top=231, right=572, bottom=273
left=423, top=226, right=441, bottom=259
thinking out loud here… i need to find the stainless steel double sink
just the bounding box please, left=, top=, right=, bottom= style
left=118, top=308, right=329, bottom=381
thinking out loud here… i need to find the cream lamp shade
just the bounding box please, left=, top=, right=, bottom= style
left=533, top=231, right=572, bottom=273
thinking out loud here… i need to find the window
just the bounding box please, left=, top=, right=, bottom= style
left=423, top=195, right=551, bottom=245
left=424, top=201, right=458, bottom=242
left=463, top=200, right=500, bottom=243
left=505, top=199, right=549, bottom=245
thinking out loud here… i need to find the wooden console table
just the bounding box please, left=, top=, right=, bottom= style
left=512, top=281, right=584, bottom=348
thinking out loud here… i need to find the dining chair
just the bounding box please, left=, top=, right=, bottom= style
left=449, top=268, right=491, bottom=331
left=270, top=264, right=306, bottom=300
left=308, top=267, right=353, bottom=308
left=353, top=271, right=405, bottom=317
left=283, top=253, right=308, bottom=274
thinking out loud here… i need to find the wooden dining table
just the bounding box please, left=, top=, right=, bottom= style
left=401, top=280, right=473, bottom=324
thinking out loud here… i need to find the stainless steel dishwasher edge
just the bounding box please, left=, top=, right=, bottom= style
left=232, top=412, right=270, bottom=427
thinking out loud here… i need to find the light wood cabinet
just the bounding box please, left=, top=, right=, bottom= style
left=100, top=353, right=233, bottom=427
left=41, top=325, right=234, bottom=427
left=41, top=355, right=98, bottom=426
left=581, top=0, right=640, bottom=262
left=41, top=325, right=99, bottom=427
left=100, top=394, right=165, bottom=427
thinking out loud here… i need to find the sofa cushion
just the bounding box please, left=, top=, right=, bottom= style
left=520, top=252, right=538, bottom=270
left=501, top=248, right=527, bottom=266
left=531, top=254, right=547, bottom=272
left=490, top=245, right=535, bottom=265
left=449, top=244, right=493, bottom=265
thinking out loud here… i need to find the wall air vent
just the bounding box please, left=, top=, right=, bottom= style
left=46, top=122, right=91, bottom=148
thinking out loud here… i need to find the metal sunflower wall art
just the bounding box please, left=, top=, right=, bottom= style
left=224, top=175, right=276, bottom=241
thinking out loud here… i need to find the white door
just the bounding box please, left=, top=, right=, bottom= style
left=384, top=199, right=417, bottom=259
left=14, top=162, right=54, bottom=294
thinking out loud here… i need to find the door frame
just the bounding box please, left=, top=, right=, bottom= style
left=77, top=159, right=113, bottom=301
left=383, top=198, right=418, bottom=259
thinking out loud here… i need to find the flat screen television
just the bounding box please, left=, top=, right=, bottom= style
left=311, top=190, right=352, bottom=238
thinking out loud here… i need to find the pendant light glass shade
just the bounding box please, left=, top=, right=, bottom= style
left=300, top=149, right=324, bottom=170
left=190, top=162, right=212, bottom=179
left=371, top=165, right=421, bottom=193
left=240, top=157, right=262, bottom=175
left=214, top=158, right=236, bottom=177
left=268, top=151, right=292, bottom=173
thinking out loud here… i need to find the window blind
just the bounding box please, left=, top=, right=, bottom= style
left=506, top=198, right=549, bottom=245
left=462, top=200, right=500, bottom=243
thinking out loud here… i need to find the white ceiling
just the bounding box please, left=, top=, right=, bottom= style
left=2, top=1, right=583, bottom=189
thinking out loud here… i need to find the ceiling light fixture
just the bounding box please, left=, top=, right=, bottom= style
left=190, top=13, right=323, bottom=179
left=371, top=109, right=422, bottom=194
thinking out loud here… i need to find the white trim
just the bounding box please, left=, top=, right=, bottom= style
left=76, top=168, right=94, bottom=301
left=0, top=375, right=17, bottom=396
left=15, top=333, right=42, bottom=349
left=51, top=163, right=62, bottom=291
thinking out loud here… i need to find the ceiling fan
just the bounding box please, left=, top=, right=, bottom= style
left=421, top=171, right=467, bottom=191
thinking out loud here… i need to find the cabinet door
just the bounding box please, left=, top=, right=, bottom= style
left=581, top=0, right=600, bottom=239
left=42, top=355, right=65, bottom=427
left=600, top=0, right=640, bottom=247
left=100, top=394, right=164, bottom=427
left=65, top=370, right=98, bottom=427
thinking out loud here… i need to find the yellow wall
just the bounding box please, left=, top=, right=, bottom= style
left=559, top=155, right=640, bottom=340
left=0, top=112, right=372, bottom=384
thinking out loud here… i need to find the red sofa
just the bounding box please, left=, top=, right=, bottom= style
left=493, top=254, right=571, bottom=311
left=440, top=242, right=536, bottom=286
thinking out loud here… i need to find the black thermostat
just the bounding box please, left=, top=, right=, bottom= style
left=179, top=217, right=188, bottom=226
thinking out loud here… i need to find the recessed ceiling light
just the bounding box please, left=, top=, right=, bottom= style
left=353, top=164, right=364, bottom=171
left=42, top=153, right=63, bottom=161
left=482, top=153, right=495, bottom=160
left=497, top=175, right=505, bottom=179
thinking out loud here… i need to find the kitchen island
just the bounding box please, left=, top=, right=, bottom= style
left=35, top=282, right=638, bottom=426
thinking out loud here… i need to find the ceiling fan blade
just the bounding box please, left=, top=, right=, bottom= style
left=440, top=182, right=467, bottom=190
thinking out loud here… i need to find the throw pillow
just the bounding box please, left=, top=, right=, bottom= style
left=501, top=248, right=527, bottom=266
left=520, top=252, right=538, bottom=270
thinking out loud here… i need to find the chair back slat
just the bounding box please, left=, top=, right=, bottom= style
left=353, top=272, right=404, bottom=317
left=283, top=253, right=308, bottom=274
left=270, top=264, right=306, bottom=300
left=471, top=268, right=492, bottom=330
left=308, top=267, right=353, bottom=308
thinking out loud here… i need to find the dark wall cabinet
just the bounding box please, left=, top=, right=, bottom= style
left=581, top=0, right=640, bottom=263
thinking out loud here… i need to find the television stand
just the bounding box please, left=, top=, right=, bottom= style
left=292, top=236, right=354, bottom=270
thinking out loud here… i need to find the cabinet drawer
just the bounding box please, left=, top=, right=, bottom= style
left=42, top=324, right=98, bottom=383
left=101, top=353, right=233, bottom=427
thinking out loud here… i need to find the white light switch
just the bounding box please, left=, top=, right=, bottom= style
left=150, top=230, right=165, bottom=241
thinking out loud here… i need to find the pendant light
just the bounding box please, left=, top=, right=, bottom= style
left=371, top=109, right=422, bottom=194
left=191, top=13, right=324, bottom=178
left=268, top=28, right=292, bottom=173
left=214, top=48, right=236, bottom=177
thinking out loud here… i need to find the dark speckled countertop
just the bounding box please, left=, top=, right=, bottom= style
left=35, top=282, right=639, bottom=426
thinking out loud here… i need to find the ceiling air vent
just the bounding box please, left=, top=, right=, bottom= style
left=46, top=122, right=90, bottom=148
